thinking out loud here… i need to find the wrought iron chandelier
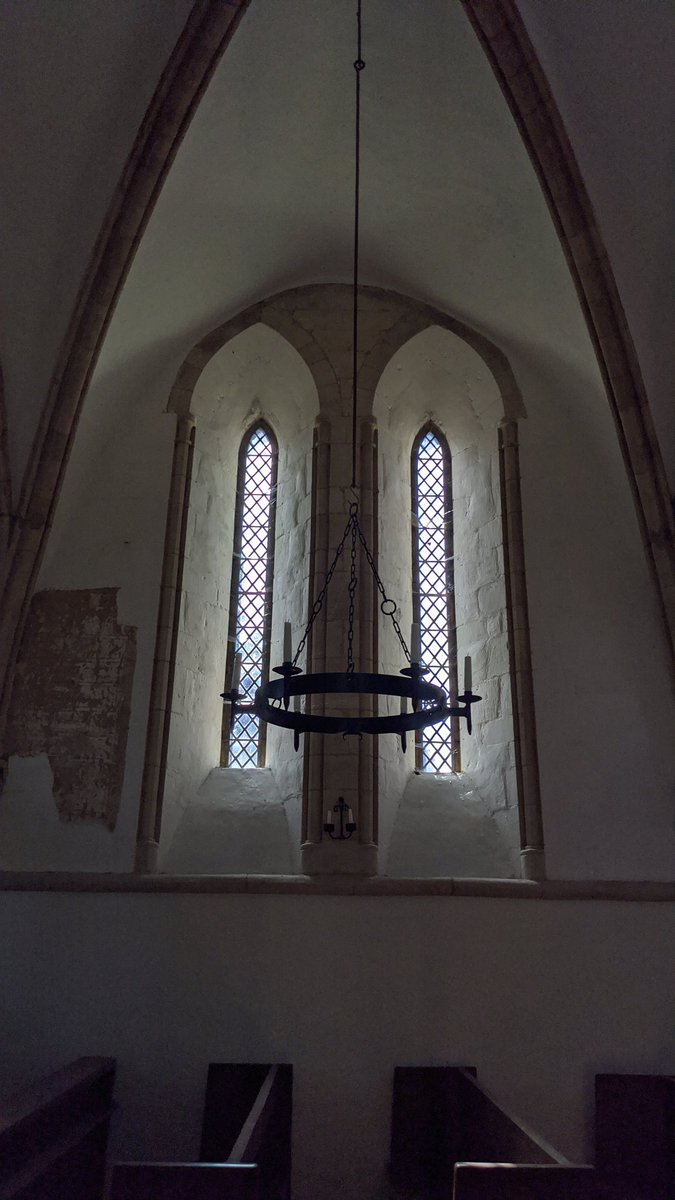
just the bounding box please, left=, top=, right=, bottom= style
left=223, top=0, right=481, bottom=750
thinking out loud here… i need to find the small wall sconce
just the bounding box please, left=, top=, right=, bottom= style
left=324, top=797, right=356, bottom=840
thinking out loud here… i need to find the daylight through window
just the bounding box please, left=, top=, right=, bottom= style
left=222, top=423, right=278, bottom=767
left=412, top=426, right=458, bottom=771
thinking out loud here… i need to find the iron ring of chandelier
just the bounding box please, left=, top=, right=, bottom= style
left=222, top=661, right=481, bottom=753
left=251, top=670, right=479, bottom=737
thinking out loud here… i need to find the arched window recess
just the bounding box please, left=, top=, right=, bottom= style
left=411, top=423, right=459, bottom=772
left=221, top=421, right=278, bottom=767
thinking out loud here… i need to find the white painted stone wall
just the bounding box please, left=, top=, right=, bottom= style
left=386, top=774, right=516, bottom=878
left=0, top=398, right=176, bottom=872
left=160, top=323, right=318, bottom=869
left=374, top=326, right=519, bottom=876
left=161, top=769, right=294, bottom=875
left=507, top=345, right=675, bottom=880
left=1, top=891, right=673, bottom=1200
left=2, top=291, right=673, bottom=880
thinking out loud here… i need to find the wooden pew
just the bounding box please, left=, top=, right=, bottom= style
left=453, top=1163, right=598, bottom=1198
left=201, top=1063, right=292, bottom=1198
left=0, top=1056, right=116, bottom=1200
left=595, top=1073, right=675, bottom=1199
left=392, top=1066, right=675, bottom=1199
left=109, top=1162, right=260, bottom=1199
left=111, top=1062, right=292, bottom=1200
left=390, top=1066, right=595, bottom=1199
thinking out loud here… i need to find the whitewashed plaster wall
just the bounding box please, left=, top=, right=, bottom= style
left=374, top=326, right=518, bottom=876
left=160, top=323, right=318, bottom=870
left=1, top=891, right=673, bottom=1200
left=0, top=390, right=176, bottom=872
left=505, top=345, right=675, bottom=880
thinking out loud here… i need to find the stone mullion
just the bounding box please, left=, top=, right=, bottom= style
left=301, top=393, right=377, bottom=874
left=302, top=419, right=331, bottom=847
left=135, top=414, right=195, bottom=873
left=498, top=419, right=545, bottom=881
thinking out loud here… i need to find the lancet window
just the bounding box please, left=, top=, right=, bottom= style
left=222, top=423, right=278, bottom=767
left=411, top=425, right=459, bottom=771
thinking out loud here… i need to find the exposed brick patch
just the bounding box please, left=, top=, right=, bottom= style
left=6, top=589, right=136, bottom=828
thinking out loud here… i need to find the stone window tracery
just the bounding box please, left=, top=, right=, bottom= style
left=221, top=422, right=278, bottom=767
left=411, top=425, right=459, bottom=772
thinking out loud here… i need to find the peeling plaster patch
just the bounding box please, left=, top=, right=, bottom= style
left=6, top=589, right=136, bottom=828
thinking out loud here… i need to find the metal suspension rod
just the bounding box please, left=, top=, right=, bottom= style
left=351, top=0, right=365, bottom=491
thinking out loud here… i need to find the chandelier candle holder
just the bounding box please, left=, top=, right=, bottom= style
left=221, top=0, right=481, bottom=761
left=324, top=798, right=357, bottom=840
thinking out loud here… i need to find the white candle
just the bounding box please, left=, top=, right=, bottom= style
left=283, top=621, right=292, bottom=662
left=326, top=809, right=333, bottom=826
left=411, top=622, right=421, bottom=662
left=464, top=654, right=472, bottom=693
left=293, top=693, right=301, bottom=713
left=232, top=652, right=242, bottom=692
left=347, top=807, right=355, bottom=824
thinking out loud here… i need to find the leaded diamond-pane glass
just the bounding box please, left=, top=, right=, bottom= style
left=413, top=428, right=458, bottom=772
left=224, top=425, right=277, bottom=767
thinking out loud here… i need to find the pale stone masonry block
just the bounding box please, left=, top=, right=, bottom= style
left=477, top=579, right=505, bottom=617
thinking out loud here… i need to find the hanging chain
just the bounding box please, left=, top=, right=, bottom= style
left=289, top=4, right=412, bottom=678
left=355, top=521, right=411, bottom=661
left=292, top=508, right=357, bottom=668
left=347, top=516, right=358, bottom=673
left=292, top=501, right=410, bottom=673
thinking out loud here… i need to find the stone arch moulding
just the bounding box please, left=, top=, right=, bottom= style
left=167, top=284, right=527, bottom=425
left=138, top=318, right=320, bottom=873
left=461, top=0, right=675, bottom=670
left=0, top=0, right=672, bottom=790
left=0, top=0, right=251, bottom=748
left=137, top=285, right=545, bottom=879
left=366, top=308, right=542, bottom=880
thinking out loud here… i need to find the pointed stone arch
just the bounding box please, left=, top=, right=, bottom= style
left=146, top=287, right=544, bottom=876
left=137, top=317, right=320, bottom=870
left=0, top=0, right=250, bottom=743
left=462, top=0, right=674, bottom=668
left=372, top=317, right=543, bottom=878
left=1, top=0, right=671, bottom=822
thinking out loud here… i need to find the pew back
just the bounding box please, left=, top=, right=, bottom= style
left=456, top=1069, right=566, bottom=1166
left=111, top=1062, right=292, bottom=1200
left=0, top=1056, right=115, bottom=1200
left=390, top=1066, right=584, bottom=1199
left=595, top=1073, right=675, bottom=1199
left=453, top=1163, right=598, bottom=1199
left=109, top=1162, right=261, bottom=1199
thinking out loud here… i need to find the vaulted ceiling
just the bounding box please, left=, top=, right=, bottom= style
left=1, top=0, right=673, bottom=492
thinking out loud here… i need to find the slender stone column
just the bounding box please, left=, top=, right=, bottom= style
left=135, top=415, right=195, bottom=873
left=498, top=418, right=546, bottom=880
left=301, top=412, right=378, bottom=875
left=302, top=418, right=331, bottom=848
